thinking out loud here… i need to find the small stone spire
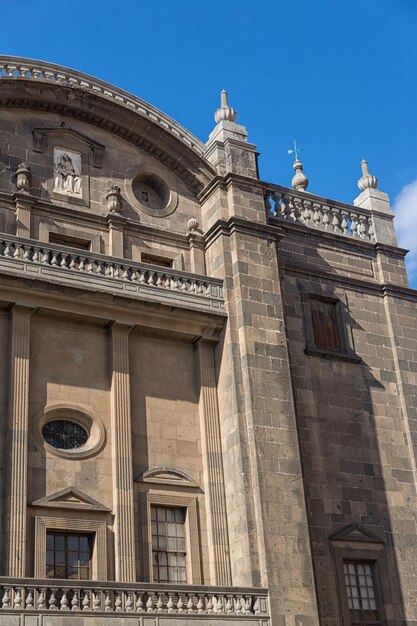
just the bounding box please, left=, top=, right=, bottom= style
left=291, top=157, right=309, bottom=192
left=357, top=159, right=378, bottom=191
left=214, top=90, right=237, bottom=123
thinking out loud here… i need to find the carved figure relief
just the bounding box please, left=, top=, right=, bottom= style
left=53, top=148, right=82, bottom=195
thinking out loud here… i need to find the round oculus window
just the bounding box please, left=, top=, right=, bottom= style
left=42, top=420, right=89, bottom=450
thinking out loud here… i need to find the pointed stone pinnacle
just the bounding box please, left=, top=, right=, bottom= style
left=214, top=90, right=237, bottom=123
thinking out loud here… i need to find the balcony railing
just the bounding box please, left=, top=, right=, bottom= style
left=0, top=234, right=225, bottom=314
left=265, top=184, right=375, bottom=241
left=0, top=578, right=269, bottom=619
left=0, top=55, right=206, bottom=156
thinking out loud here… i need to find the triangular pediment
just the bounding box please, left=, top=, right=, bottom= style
left=138, top=467, right=200, bottom=489
left=31, top=486, right=110, bottom=512
left=330, top=523, right=384, bottom=544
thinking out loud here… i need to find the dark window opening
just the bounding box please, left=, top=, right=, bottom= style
left=343, top=561, right=380, bottom=626
left=46, top=532, right=93, bottom=580
left=141, top=253, right=173, bottom=268
left=310, top=296, right=342, bottom=352
left=141, top=191, right=149, bottom=203
left=151, top=506, right=187, bottom=583
left=49, top=233, right=91, bottom=251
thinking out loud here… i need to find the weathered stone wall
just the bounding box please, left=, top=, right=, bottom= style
left=279, top=228, right=417, bottom=625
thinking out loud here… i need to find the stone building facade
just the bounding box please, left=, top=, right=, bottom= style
left=0, top=56, right=416, bottom=626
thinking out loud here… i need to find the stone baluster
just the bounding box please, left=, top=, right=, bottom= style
left=207, top=595, right=214, bottom=613
left=292, top=198, right=302, bottom=221
left=71, top=590, right=80, bottom=610
left=139, top=269, right=146, bottom=283
left=135, top=592, right=144, bottom=612
left=41, top=249, right=49, bottom=264
left=358, top=215, right=368, bottom=239
left=254, top=596, right=261, bottom=615
left=216, top=595, right=224, bottom=614
left=23, top=245, right=31, bottom=261
left=167, top=593, right=174, bottom=613
left=368, top=216, right=375, bottom=240
left=341, top=210, right=349, bottom=235
left=122, top=266, right=129, bottom=281
left=271, top=190, right=282, bottom=217
left=78, top=257, right=85, bottom=271
left=130, top=268, right=138, bottom=282
left=25, top=588, right=34, bottom=609
left=32, top=246, right=40, bottom=262
left=244, top=596, right=252, bottom=614
left=147, top=271, right=155, bottom=286
left=226, top=595, right=233, bottom=614
left=331, top=208, right=341, bottom=233
left=322, top=205, right=330, bottom=230
left=49, top=588, right=57, bottom=609
left=82, top=590, right=90, bottom=611
left=302, top=200, right=311, bottom=225
left=282, top=195, right=292, bottom=220
left=104, top=591, right=112, bottom=611
left=13, top=588, right=22, bottom=609
left=156, top=593, right=164, bottom=612
left=60, top=589, right=69, bottom=610
left=197, top=594, right=204, bottom=613
left=96, top=261, right=104, bottom=275
left=235, top=595, right=243, bottom=614
left=105, top=263, right=113, bottom=277
left=1, top=587, right=11, bottom=608
left=312, top=203, right=321, bottom=227
left=187, top=593, right=194, bottom=613
left=264, top=191, right=272, bottom=214
left=155, top=272, right=163, bottom=287
left=60, top=253, right=69, bottom=268
left=350, top=212, right=358, bottom=237
left=164, top=273, right=172, bottom=289
left=177, top=594, right=184, bottom=613
left=113, top=264, right=121, bottom=279
left=37, top=588, right=45, bottom=610
left=146, top=594, right=154, bottom=612
left=93, top=590, right=101, bottom=611
left=125, top=592, right=134, bottom=612
left=87, top=258, right=94, bottom=273
left=115, top=591, right=122, bottom=611
left=51, top=251, right=58, bottom=266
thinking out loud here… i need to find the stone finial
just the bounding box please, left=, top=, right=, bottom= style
left=214, top=90, right=237, bottom=124
left=187, top=217, right=200, bottom=233
left=106, top=184, right=122, bottom=213
left=291, top=158, right=309, bottom=192
left=15, top=163, right=31, bottom=192
left=357, top=159, right=378, bottom=191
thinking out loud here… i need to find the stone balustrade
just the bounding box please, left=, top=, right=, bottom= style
left=0, top=55, right=205, bottom=156
left=265, top=184, right=375, bottom=242
left=0, top=579, right=268, bottom=618
left=0, top=234, right=225, bottom=313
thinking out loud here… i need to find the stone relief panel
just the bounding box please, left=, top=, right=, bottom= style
left=53, top=147, right=82, bottom=196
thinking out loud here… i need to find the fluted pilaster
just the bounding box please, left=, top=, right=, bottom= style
left=196, top=340, right=232, bottom=586
left=110, top=323, right=136, bottom=582
left=7, top=305, right=32, bottom=577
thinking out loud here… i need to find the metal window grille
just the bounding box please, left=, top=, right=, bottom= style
left=151, top=506, right=187, bottom=583
left=343, top=561, right=380, bottom=626
left=46, top=533, right=92, bottom=580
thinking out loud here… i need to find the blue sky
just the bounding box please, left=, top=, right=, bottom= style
left=1, top=0, right=417, bottom=283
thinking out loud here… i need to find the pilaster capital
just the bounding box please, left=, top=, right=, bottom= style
left=13, top=193, right=35, bottom=210
left=8, top=304, right=36, bottom=320
left=106, top=212, right=128, bottom=230
left=109, top=321, right=134, bottom=336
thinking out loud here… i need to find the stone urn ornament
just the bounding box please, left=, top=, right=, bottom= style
left=106, top=184, right=122, bottom=213
left=15, top=163, right=31, bottom=192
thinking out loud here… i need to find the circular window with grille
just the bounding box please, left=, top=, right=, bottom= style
left=42, top=420, right=89, bottom=450
left=36, top=406, right=105, bottom=459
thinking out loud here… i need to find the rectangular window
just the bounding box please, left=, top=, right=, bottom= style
left=310, top=296, right=342, bottom=352
left=46, top=532, right=92, bottom=580
left=343, top=561, right=380, bottom=626
left=151, top=506, right=187, bottom=583
left=141, top=253, right=173, bottom=268
left=49, top=233, right=91, bottom=251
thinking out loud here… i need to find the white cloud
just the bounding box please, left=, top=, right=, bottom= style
left=393, top=179, right=417, bottom=286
